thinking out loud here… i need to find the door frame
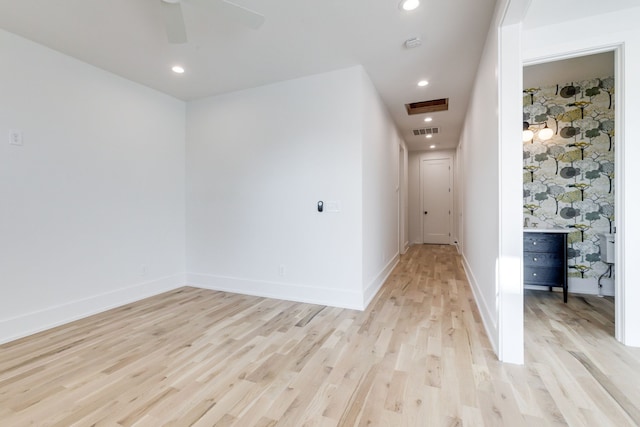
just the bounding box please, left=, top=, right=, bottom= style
left=399, top=144, right=408, bottom=254
left=419, top=155, right=453, bottom=245
left=521, top=46, right=624, bottom=341
left=498, top=0, right=631, bottom=363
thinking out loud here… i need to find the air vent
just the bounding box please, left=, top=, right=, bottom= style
left=405, top=98, right=449, bottom=115
left=412, top=127, right=440, bottom=136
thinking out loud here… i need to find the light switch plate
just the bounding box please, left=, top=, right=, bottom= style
left=325, top=201, right=341, bottom=213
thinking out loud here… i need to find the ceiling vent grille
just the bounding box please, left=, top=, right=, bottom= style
left=412, top=127, right=440, bottom=136
left=405, top=98, right=449, bottom=115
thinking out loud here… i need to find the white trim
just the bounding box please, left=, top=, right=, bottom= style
left=614, top=44, right=625, bottom=344
left=498, top=21, right=525, bottom=365
left=461, top=253, right=498, bottom=354
left=399, top=143, right=407, bottom=256
left=364, top=253, right=400, bottom=308
left=0, top=274, right=185, bottom=345
left=188, top=273, right=364, bottom=310
left=525, top=276, right=615, bottom=297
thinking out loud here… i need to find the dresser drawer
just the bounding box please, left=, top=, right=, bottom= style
left=524, top=234, right=563, bottom=253
left=523, top=252, right=563, bottom=268
left=524, top=265, right=564, bottom=286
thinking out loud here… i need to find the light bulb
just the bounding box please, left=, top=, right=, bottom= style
left=400, top=0, right=420, bottom=11
left=538, top=126, right=553, bottom=141
left=523, top=130, right=534, bottom=142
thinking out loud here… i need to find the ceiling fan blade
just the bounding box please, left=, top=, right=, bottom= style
left=219, top=0, right=265, bottom=29
left=161, top=1, right=188, bottom=44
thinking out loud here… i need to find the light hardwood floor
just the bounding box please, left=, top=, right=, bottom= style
left=1, top=245, right=639, bottom=426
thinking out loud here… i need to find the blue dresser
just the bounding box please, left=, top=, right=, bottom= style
left=524, top=230, right=569, bottom=303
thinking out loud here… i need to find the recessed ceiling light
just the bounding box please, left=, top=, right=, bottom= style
left=404, top=37, right=422, bottom=49
left=400, top=0, right=420, bottom=11
left=172, top=65, right=185, bottom=74
left=424, top=117, right=433, bottom=122
left=426, top=134, right=433, bottom=139
left=430, top=144, right=436, bottom=149
left=418, top=80, right=429, bottom=87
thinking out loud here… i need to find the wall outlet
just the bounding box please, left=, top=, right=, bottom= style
left=279, top=265, right=286, bottom=277
left=9, top=129, right=23, bottom=146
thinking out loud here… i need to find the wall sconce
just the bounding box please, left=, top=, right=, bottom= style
left=523, top=121, right=553, bottom=142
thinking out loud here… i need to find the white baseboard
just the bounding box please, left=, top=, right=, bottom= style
left=363, top=253, right=400, bottom=309
left=570, top=277, right=615, bottom=296
left=187, top=273, right=364, bottom=310
left=0, top=274, right=185, bottom=345
left=460, top=253, right=498, bottom=355
left=525, top=277, right=615, bottom=297
left=402, top=241, right=410, bottom=254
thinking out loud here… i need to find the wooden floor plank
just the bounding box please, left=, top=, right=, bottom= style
left=1, top=245, right=640, bottom=426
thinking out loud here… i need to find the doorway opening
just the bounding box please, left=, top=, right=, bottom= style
left=523, top=50, right=618, bottom=337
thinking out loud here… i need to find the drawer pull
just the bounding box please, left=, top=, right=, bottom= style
left=533, top=257, right=538, bottom=262
left=532, top=273, right=537, bottom=277
left=532, top=241, right=537, bottom=245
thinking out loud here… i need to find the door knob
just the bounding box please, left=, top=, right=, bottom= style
left=424, top=211, right=428, bottom=215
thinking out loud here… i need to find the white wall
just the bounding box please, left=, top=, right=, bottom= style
left=457, top=7, right=502, bottom=356
left=361, top=70, right=403, bottom=305
left=520, top=4, right=640, bottom=346
left=186, top=66, right=367, bottom=309
left=407, top=150, right=456, bottom=246
left=0, top=34, right=403, bottom=344
left=0, top=30, right=187, bottom=344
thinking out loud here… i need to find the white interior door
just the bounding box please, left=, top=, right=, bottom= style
left=421, top=158, right=452, bottom=244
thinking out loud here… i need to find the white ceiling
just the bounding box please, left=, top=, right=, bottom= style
left=523, top=0, right=640, bottom=29
left=524, top=52, right=615, bottom=89
left=0, top=0, right=498, bottom=151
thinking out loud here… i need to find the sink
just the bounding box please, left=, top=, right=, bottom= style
left=524, top=227, right=569, bottom=233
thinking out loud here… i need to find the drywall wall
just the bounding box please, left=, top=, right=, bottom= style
left=361, top=70, right=403, bottom=305
left=0, top=30, right=186, bottom=343
left=186, top=67, right=366, bottom=309
left=457, top=11, right=501, bottom=355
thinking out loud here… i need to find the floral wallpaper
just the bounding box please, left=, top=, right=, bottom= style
left=523, top=76, right=614, bottom=280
